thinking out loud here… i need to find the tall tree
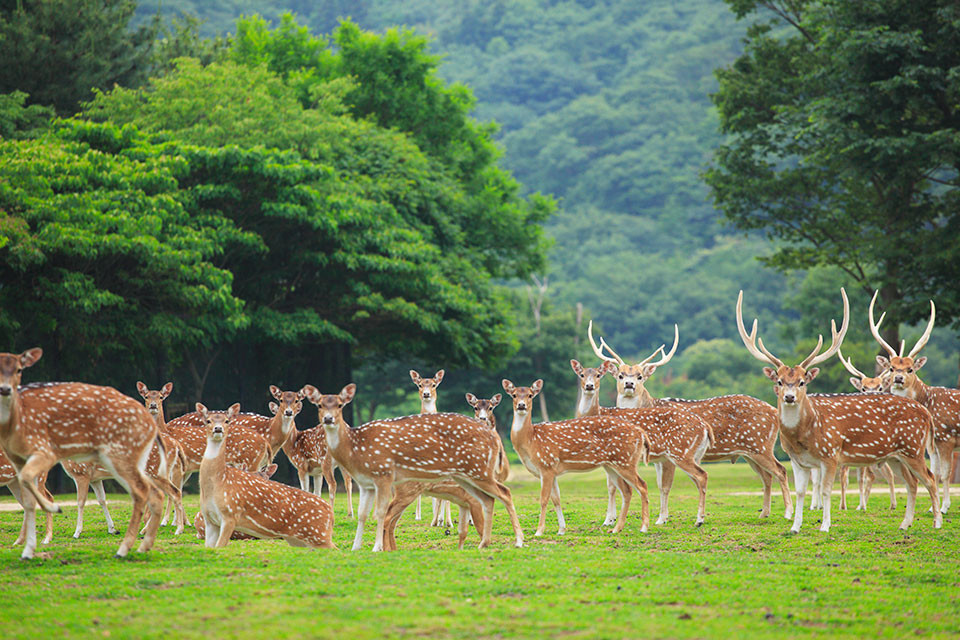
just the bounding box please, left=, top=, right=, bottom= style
left=707, top=0, right=960, bottom=357
left=0, top=0, right=158, bottom=115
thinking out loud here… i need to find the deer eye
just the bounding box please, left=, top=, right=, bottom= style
left=618, top=374, right=623, bottom=379
left=907, top=368, right=913, bottom=374
left=799, top=381, right=805, bottom=386
left=777, top=381, right=783, bottom=386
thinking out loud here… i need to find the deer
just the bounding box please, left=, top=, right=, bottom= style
left=501, top=378, right=651, bottom=535
left=0, top=348, right=179, bottom=559
left=410, top=369, right=453, bottom=527
left=197, top=403, right=335, bottom=549
left=1, top=453, right=53, bottom=546
left=836, top=349, right=897, bottom=511
left=279, top=402, right=355, bottom=517
left=736, top=288, right=941, bottom=532
left=193, top=463, right=280, bottom=540
left=304, top=383, right=524, bottom=551
left=583, top=321, right=791, bottom=523
left=869, top=291, right=959, bottom=514
left=135, top=382, right=188, bottom=531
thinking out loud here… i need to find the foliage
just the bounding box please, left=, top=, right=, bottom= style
left=0, top=91, right=53, bottom=139
left=0, top=0, right=159, bottom=115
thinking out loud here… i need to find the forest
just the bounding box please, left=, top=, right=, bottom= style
left=2, top=0, right=959, bottom=453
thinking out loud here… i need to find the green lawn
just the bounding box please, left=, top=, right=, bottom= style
left=0, top=463, right=957, bottom=639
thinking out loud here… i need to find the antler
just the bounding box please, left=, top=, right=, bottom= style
left=906, top=300, right=935, bottom=359
left=800, top=288, right=850, bottom=369
left=837, top=348, right=867, bottom=379
left=588, top=320, right=622, bottom=366
left=868, top=290, right=898, bottom=357
left=735, top=290, right=784, bottom=368
left=640, top=324, right=679, bottom=368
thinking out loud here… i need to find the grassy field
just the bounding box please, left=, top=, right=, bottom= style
left=0, top=463, right=957, bottom=639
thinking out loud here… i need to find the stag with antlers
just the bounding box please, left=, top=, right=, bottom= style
left=736, top=289, right=941, bottom=532
left=869, top=292, right=959, bottom=513
left=586, top=321, right=792, bottom=523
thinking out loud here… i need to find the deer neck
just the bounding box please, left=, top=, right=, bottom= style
left=268, top=411, right=296, bottom=448
left=576, top=389, right=600, bottom=418
left=151, top=405, right=167, bottom=432
left=322, top=418, right=350, bottom=460
left=891, top=377, right=927, bottom=404
left=510, top=408, right=534, bottom=442
left=420, top=398, right=437, bottom=414
left=617, top=388, right=654, bottom=409
left=778, top=396, right=814, bottom=432
left=0, top=392, right=20, bottom=440
left=200, top=434, right=227, bottom=499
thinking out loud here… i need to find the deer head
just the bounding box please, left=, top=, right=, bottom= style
left=569, top=359, right=615, bottom=396
left=137, top=381, right=173, bottom=416
left=587, top=321, right=677, bottom=405
left=465, top=393, right=501, bottom=430
left=410, top=369, right=444, bottom=408
left=0, top=348, right=42, bottom=399
left=303, top=384, right=356, bottom=427
left=197, top=402, right=241, bottom=443
left=837, top=349, right=888, bottom=394
left=868, top=291, right=935, bottom=396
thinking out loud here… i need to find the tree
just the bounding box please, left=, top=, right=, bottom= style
left=707, top=0, right=960, bottom=362
left=0, top=0, right=158, bottom=115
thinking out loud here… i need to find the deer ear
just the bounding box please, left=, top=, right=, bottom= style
left=762, top=367, right=779, bottom=382
left=300, top=385, right=319, bottom=403
left=227, top=403, right=241, bottom=418
left=340, top=383, right=357, bottom=404
left=805, top=368, right=820, bottom=383
left=570, top=359, right=583, bottom=376
left=195, top=403, right=208, bottom=416
left=490, top=393, right=502, bottom=408
left=531, top=379, right=544, bottom=395
left=160, top=382, right=173, bottom=398
left=409, top=370, right=421, bottom=384
left=268, top=402, right=279, bottom=415
left=641, top=364, right=658, bottom=379
left=601, top=361, right=617, bottom=376
left=501, top=379, right=515, bottom=394
left=136, top=382, right=149, bottom=398
left=20, top=348, right=42, bottom=368
left=876, top=355, right=890, bottom=370
left=465, top=393, right=478, bottom=407
left=433, top=369, right=444, bottom=384
left=264, top=463, right=278, bottom=478
left=269, top=385, right=283, bottom=401
left=913, top=356, right=927, bottom=371
left=850, top=377, right=864, bottom=391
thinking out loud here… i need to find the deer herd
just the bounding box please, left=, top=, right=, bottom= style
left=0, top=289, right=957, bottom=560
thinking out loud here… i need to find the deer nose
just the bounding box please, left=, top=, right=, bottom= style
left=624, top=381, right=634, bottom=389
left=322, top=415, right=335, bottom=425
left=584, top=383, right=595, bottom=392
left=517, top=402, right=527, bottom=411
left=284, top=409, right=293, bottom=417
left=0, top=385, right=11, bottom=397
left=783, top=393, right=795, bottom=403
left=894, top=375, right=904, bottom=384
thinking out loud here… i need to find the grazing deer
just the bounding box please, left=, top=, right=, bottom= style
left=304, top=384, right=523, bottom=551
left=410, top=369, right=453, bottom=527
left=0, top=348, right=178, bottom=559
left=502, top=379, right=650, bottom=535
left=279, top=402, right=355, bottom=517
left=1, top=453, right=53, bottom=546
left=585, top=322, right=793, bottom=522
left=869, top=291, right=959, bottom=513
left=736, top=288, right=941, bottom=532
left=197, top=403, right=335, bottom=549
left=193, top=463, right=280, bottom=541
left=836, top=350, right=897, bottom=511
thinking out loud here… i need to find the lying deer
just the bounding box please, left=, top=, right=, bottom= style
left=197, top=403, right=335, bottom=549
left=193, top=463, right=279, bottom=541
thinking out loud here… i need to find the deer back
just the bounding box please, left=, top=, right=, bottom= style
left=603, top=406, right=711, bottom=459
left=515, top=414, right=645, bottom=471
left=663, top=394, right=778, bottom=456
left=166, top=418, right=270, bottom=473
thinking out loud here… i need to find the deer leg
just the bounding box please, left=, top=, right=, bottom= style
left=901, top=453, right=942, bottom=528
left=655, top=461, right=675, bottom=525
left=203, top=513, right=220, bottom=548
left=677, top=461, right=708, bottom=527
left=790, top=463, right=810, bottom=533
left=888, top=459, right=918, bottom=529
left=9, top=481, right=29, bottom=547
left=14, top=480, right=40, bottom=559
left=91, top=480, right=117, bottom=534
left=456, top=504, right=470, bottom=549
left=445, top=499, right=454, bottom=528
left=936, top=442, right=952, bottom=514
left=535, top=471, right=555, bottom=537
left=342, top=470, right=354, bottom=518
left=430, top=497, right=440, bottom=526
left=861, top=466, right=876, bottom=511
left=372, top=478, right=393, bottom=552
left=415, top=494, right=422, bottom=521
left=214, top=517, right=236, bottom=548
left=72, top=473, right=91, bottom=539
left=353, top=486, right=375, bottom=551
left=610, top=465, right=649, bottom=533
left=746, top=459, right=772, bottom=518
left=758, top=453, right=792, bottom=519
left=551, top=477, right=566, bottom=535
left=818, top=461, right=839, bottom=532
left=383, top=486, right=419, bottom=551
left=839, top=465, right=849, bottom=511
left=18, top=452, right=60, bottom=514
left=879, top=463, right=897, bottom=509
left=602, top=469, right=619, bottom=526
left=809, top=466, right=822, bottom=510
left=466, top=498, right=485, bottom=547
left=457, top=476, right=523, bottom=548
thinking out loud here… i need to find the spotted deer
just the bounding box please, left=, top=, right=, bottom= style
left=736, top=288, right=941, bottom=532
left=278, top=401, right=355, bottom=517
left=586, top=322, right=792, bottom=523
left=836, top=350, right=897, bottom=511
left=0, top=348, right=178, bottom=559
left=869, top=291, right=958, bottom=514
left=304, top=384, right=523, bottom=551
left=1, top=453, right=53, bottom=546
left=193, top=463, right=280, bottom=540
left=197, top=403, right=335, bottom=549
left=502, top=379, right=650, bottom=535
left=410, top=369, right=452, bottom=527
left=165, top=408, right=271, bottom=487
left=136, top=382, right=188, bottom=531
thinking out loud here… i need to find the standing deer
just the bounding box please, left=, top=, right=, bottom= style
left=279, top=401, right=355, bottom=517
left=410, top=369, right=452, bottom=527
left=736, top=288, right=941, bottom=532
left=197, top=403, right=335, bottom=549
left=502, top=379, right=650, bottom=535
left=869, top=291, right=959, bottom=513
left=583, top=321, right=791, bottom=522
left=0, top=348, right=178, bottom=559
left=304, top=384, right=523, bottom=551
left=836, top=350, right=897, bottom=511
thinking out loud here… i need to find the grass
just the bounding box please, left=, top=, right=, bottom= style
left=0, top=463, right=957, bottom=639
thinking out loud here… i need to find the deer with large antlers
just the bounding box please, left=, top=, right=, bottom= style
left=586, top=321, right=792, bottom=522
left=305, top=383, right=523, bottom=551
left=197, top=404, right=335, bottom=549
left=835, top=350, right=897, bottom=512
left=502, top=378, right=650, bottom=535
left=737, top=289, right=941, bottom=532
left=0, top=349, right=178, bottom=558
left=869, top=291, right=959, bottom=514
left=410, top=369, right=453, bottom=527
